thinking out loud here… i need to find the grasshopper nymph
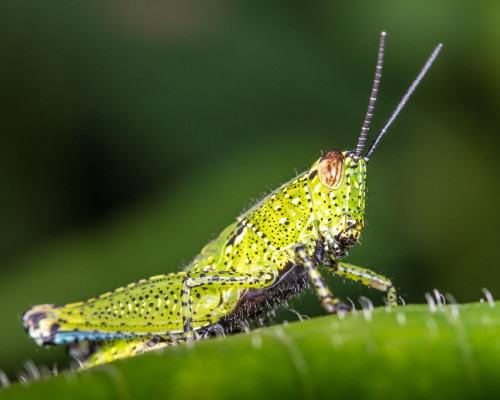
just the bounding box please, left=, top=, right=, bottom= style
left=23, top=33, right=442, bottom=368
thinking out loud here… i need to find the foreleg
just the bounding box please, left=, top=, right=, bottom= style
left=329, top=262, right=397, bottom=306
left=294, top=244, right=349, bottom=314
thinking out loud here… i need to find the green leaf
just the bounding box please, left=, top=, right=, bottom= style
left=3, top=301, right=500, bottom=399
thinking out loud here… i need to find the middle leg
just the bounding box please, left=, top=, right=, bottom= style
left=181, top=267, right=278, bottom=340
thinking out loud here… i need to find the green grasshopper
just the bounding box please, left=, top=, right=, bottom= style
left=23, top=33, right=442, bottom=368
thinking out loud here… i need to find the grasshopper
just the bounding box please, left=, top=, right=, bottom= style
left=23, top=33, right=442, bottom=368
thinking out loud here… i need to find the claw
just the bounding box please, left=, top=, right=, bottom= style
left=323, top=299, right=351, bottom=315
left=335, top=302, right=351, bottom=313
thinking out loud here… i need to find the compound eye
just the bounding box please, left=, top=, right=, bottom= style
left=318, top=150, right=344, bottom=189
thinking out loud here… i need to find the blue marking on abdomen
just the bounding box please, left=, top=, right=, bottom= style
left=53, top=331, right=139, bottom=345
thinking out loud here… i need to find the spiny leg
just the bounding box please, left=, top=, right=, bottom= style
left=181, top=268, right=278, bottom=341
left=331, top=262, right=397, bottom=306
left=294, top=244, right=348, bottom=314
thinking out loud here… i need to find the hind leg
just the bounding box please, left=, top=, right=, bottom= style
left=73, top=335, right=184, bottom=368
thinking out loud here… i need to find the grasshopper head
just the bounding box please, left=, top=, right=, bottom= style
left=306, top=33, right=441, bottom=258
left=308, top=151, right=366, bottom=258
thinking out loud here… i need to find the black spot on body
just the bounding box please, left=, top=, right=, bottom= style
left=226, top=234, right=236, bottom=246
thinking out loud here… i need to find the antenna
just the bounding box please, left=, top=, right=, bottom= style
left=364, top=42, right=443, bottom=161
left=354, top=31, right=386, bottom=158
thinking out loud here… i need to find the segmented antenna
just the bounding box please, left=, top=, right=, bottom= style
left=354, top=32, right=386, bottom=158
left=364, top=43, right=443, bottom=161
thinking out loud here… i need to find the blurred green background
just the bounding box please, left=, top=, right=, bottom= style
left=1, top=0, right=499, bottom=379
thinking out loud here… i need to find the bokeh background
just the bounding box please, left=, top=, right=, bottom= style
left=1, top=0, right=499, bottom=379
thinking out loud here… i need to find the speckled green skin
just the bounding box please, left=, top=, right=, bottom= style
left=23, top=152, right=397, bottom=368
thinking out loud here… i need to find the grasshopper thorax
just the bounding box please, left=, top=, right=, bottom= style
left=308, top=151, right=366, bottom=258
